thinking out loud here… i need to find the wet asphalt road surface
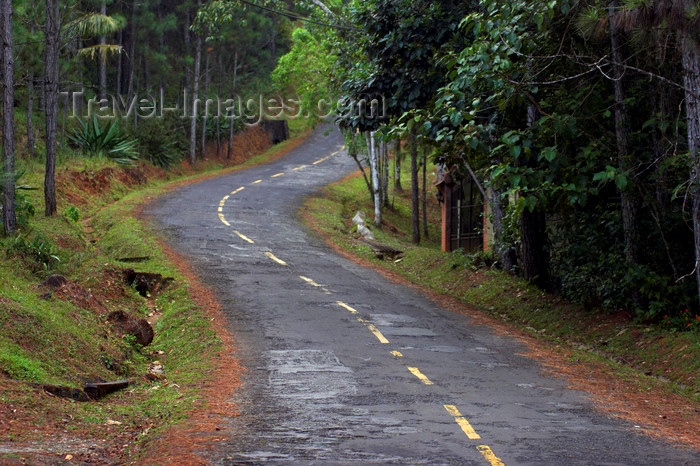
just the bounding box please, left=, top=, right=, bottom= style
left=145, top=125, right=699, bottom=465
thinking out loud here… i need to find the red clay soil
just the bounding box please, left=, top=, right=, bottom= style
left=301, top=208, right=700, bottom=452
left=136, top=239, right=244, bottom=465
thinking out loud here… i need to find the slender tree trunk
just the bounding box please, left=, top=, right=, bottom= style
left=44, top=0, right=59, bottom=217
left=27, top=76, right=36, bottom=158
left=368, top=132, right=382, bottom=227
left=121, top=0, right=136, bottom=103
left=422, top=146, right=428, bottom=238
left=201, top=50, right=210, bottom=158
left=394, top=140, right=402, bottom=191
left=609, top=5, right=642, bottom=305
left=350, top=139, right=373, bottom=200
left=116, top=29, right=122, bottom=96
left=98, top=1, right=107, bottom=100
left=189, top=25, right=202, bottom=165
left=410, top=131, right=420, bottom=244
left=382, top=139, right=389, bottom=207
left=490, top=187, right=516, bottom=272
left=681, top=33, right=700, bottom=305
left=227, top=49, right=238, bottom=160
left=1, top=0, right=16, bottom=234
left=216, top=52, right=222, bottom=157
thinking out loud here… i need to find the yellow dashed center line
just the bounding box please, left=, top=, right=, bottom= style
left=230, top=187, right=244, bottom=195
left=477, top=445, right=504, bottom=466
left=336, top=302, right=389, bottom=343
left=336, top=301, right=359, bottom=314
left=407, top=367, right=434, bottom=385
left=300, top=276, right=323, bottom=287
left=444, top=405, right=481, bottom=439
left=233, top=230, right=255, bottom=244
left=218, top=214, right=230, bottom=226
left=313, top=157, right=329, bottom=165
left=391, top=350, right=403, bottom=357
left=251, top=179, right=262, bottom=184
left=271, top=172, right=285, bottom=178
left=264, top=251, right=288, bottom=266
left=293, top=165, right=308, bottom=170
left=365, top=323, right=389, bottom=344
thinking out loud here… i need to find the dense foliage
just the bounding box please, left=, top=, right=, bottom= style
left=273, top=0, right=700, bottom=326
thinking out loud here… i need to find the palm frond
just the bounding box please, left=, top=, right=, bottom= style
left=64, top=13, right=124, bottom=38
left=76, top=44, right=123, bottom=61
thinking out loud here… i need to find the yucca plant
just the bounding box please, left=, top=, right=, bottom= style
left=68, top=115, right=139, bottom=165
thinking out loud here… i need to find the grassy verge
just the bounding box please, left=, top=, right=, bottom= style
left=0, top=122, right=311, bottom=462
left=304, top=165, right=699, bottom=404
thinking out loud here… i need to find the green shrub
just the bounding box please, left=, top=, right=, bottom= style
left=449, top=248, right=499, bottom=271
left=5, top=233, right=60, bottom=272
left=132, top=115, right=185, bottom=168
left=63, top=206, right=80, bottom=222
left=68, top=115, right=139, bottom=165
left=0, top=170, right=37, bottom=230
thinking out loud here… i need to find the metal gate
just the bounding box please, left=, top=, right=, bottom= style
left=448, top=178, right=484, bottom=252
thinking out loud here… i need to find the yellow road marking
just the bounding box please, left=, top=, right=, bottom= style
left=219, top=195, right=229, bottom=206
left=231, top=187, right=244, bottom=195
left=233, top=230, right=254, bottom=244
left=251, top=179, right=262, bottom=184
left=336, top=301, right=359, bottom=314
left=271, top=172, right=285, bottom=178
left=217, top=206, right=224, bottom=213
left=391, top=350, right=403, bottom=357
left=218, top=214, right=230, bottom=226
left=293, top=165, right=307, bottom=170
left=365, top=324, right=389, bottom=344
left=336, top=302, right=388, bottom=343
left=264, top=252, right=288, bottom=266
left=300, top=276, right=322, bottom=287
left=444, top=405, right=481, bottom=439
left=477, top=445, right=504, bottom=466
left=407, top=367, right=434, bottom=385
left=313, top=157, right=328, bottom=165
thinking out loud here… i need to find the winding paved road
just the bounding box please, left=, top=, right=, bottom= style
left=145, top=125, right=698, bottom=465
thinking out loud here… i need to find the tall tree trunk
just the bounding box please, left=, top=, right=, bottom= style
left=410, top=131, right=420, bottom=244
left=520, top=103, right=550, bottom=288
left=189, top=25, right=202, bottom=165
left=44, top=0, right=59, bottom=217
left=681, top=33, right=700, bottom=305
left=1, top=0, right=16, bottom=234
left=27, top=75, right=36, bottom=158
left=490, top=187, right=516, bottom=272
left=394, top=140, right=402, bottom=191
left=216, top=52, right=222, bottom=157
left=201, top=50, right=210, bottom=158
left=116, top=29, right=122, bottom=96
left=227, top=49, right=238, bottom=160
left=609, top=5, right=642, bottom=305
left=382, top=139, right=389, bottom=207
left=350, top=134, right=373, bottom=200
left=422, top=146, right=428, bottom=238
left=520, top=206, right=549, bottom=287
left=121, top=0, right=136, bottom=103
left=98, top=1, right=107, bottom=100
left=368, top=132, right=382, bottom=227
